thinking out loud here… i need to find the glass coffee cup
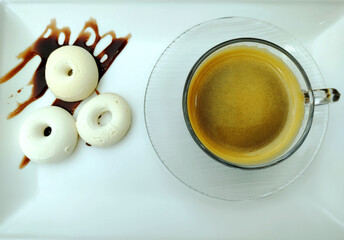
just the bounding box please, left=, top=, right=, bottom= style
left=145, top=17, right=341, bottom=200
left=183, top=38, right=341, bottom=169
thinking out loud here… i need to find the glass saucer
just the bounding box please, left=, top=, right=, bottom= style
left=144, top=17, right=328, bottom=201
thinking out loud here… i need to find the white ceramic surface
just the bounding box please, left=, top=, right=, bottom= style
left=0, top=0, right=344, bottom=239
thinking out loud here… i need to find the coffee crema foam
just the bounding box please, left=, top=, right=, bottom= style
left=187, top=46, right=305, bottom=166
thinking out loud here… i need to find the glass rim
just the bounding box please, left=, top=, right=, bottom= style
left=182, top=37, right=315, bottom=170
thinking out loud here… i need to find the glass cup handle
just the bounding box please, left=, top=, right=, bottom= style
left=304, top=88, right=341, bottom=106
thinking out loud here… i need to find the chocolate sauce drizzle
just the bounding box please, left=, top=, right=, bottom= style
left=19, top=156, right=30, bottom=170
left=0, top=18, right=130, bottom=168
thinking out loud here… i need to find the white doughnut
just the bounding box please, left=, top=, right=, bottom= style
left=76, top=93, right=131, bottom=147
left=45, top=45, right=99, bottom=102
left=19, top=106, right=78, bottom=163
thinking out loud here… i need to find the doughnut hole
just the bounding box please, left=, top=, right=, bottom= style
left=97, top=111, right=112, bottom=126
left=56, top=61, right=75, bottom=79
left=67, top=69, right=73, bottom=76
left=44, top=126, right=52, bottom=137
left=31, top=123, right=53, bottom=139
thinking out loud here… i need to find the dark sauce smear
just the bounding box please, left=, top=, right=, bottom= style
left=0, top=18, right=130, bottom=169
left=19, top=156, right=30, bottom=170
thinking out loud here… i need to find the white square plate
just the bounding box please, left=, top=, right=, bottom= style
left=0, top=0, right=344, bottom=239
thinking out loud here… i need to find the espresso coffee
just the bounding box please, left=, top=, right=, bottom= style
left=187, top=45, right=305, bottom=166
